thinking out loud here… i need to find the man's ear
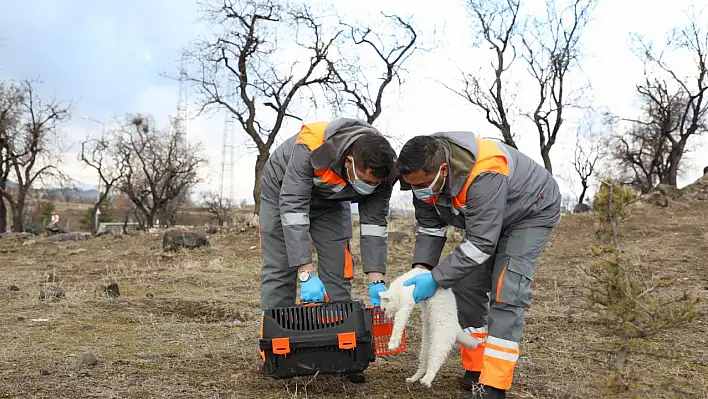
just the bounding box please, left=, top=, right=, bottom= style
left=441, top=162, right=449, bottom=178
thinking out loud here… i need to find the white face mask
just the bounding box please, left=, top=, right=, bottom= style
left=347, top=158, right=378, bottom=195
left=412, top=165, right=445, bottom=201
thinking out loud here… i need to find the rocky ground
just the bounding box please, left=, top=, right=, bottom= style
left=1, top=190, right=707, bottom=398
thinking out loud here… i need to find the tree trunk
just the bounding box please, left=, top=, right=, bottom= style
left=91, top=203, right=100, bottom=235
left=122, top=211, right=130, bottom=234
left=666, top=147, right=682, bottom=187
left=145, top=211, right=155, bottom=229
left=11, top=204, right=24, bottom=232
left=501, top=124, right=517, bottom=149
left=0, top=199, right=6, bottom=233
left=252, top=149, right=270, bottom=216
left=578, top=183, right=588, bottom=205
left=541, top=146, right=553, bottom=175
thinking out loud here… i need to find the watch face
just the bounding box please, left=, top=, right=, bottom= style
left=298, top=271, right=310, bottom=282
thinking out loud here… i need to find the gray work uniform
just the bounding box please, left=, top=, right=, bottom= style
left=259, top=118, right=396, bottom=311
left=401, top=131, right=561, bottom=390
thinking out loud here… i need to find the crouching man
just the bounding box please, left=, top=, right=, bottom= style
left=396, top=132, right=561, bottom=398
left=259, top=118, right=397, bottom=383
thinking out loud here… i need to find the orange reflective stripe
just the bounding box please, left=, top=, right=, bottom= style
left=344, top=244, right=354, bottom=280
left=314, top=168, right=346, bottom=187
left=484, top=342, right=519, bottom=355
left=495, top=262, right=508, bottom=304
left=479, top=336, right=520, bottom=390
left=452, top=138, right=509, bottom=209
left=295, top=122, right=330, bottom=150
left=479, top=356, right=516, bottom=390
left=461, top=344, right=485, bottom=372
left=461, top=327, right=488, bottom=371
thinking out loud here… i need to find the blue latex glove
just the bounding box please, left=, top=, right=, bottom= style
left=368, top=282, right=387, bottom=307
left=402, top=273, right=438, bottom=303
left=300, top=275, right=327, bottom=303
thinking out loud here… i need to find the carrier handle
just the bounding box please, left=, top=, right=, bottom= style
left=299, top=293, right=330, bottom=307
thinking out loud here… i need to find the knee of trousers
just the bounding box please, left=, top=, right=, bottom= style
left=491, top=256, right=535, bottom=310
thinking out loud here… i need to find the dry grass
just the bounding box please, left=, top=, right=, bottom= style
left=1, top=200, right=707, bottom=398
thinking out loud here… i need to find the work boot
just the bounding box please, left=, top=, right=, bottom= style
left=345, top=371, right=366, bottom=383
left=480, top=385, right=506, bottom=398
left=460, top=370, right=481, bottom=390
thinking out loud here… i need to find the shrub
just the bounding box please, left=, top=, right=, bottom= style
left=582, top=178, right=700, bottom=393
left=80, top=201, right=116, bottom=231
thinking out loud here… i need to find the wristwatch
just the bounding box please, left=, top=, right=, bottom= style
left=298, top=270, right=313, bottom=282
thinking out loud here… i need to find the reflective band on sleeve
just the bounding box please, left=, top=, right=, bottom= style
left=463, top=326, right=489, bottom=335
left=281, top=212, right=310, bottom=226
left=459, top=240, right=492, bottom=263
left=360, top=224, right=388, bottom=237
left=486, top=336, right=519, bottom=350
left=483, top=347, right=519, bottom=362
left=416, top=226, right=448, bottom=237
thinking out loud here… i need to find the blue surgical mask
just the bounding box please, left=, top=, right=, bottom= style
left=413, top=166, right=445, bottom=201
left=347, top=158, right=378, bottom=195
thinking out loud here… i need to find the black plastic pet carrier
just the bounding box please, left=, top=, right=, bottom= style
left=258, top=299, right=375, bottom=378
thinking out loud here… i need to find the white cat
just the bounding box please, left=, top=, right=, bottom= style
left=378, top=267, right=480, bottom=388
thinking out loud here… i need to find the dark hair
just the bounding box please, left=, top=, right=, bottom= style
left=704, top=165, right=708, bottom=175
left=350, top=134, right=396, bottom=179
left=396, top=135, right=445, bottom=175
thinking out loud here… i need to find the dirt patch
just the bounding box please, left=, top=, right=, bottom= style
left=143, top=298, right=246, bottom=323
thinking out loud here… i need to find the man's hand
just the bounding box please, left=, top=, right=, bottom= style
left=300, top=275, right=327, bottom=303
left=368, top=281, right=387, bottom=307
left=402, top=272, right=438, bottom=303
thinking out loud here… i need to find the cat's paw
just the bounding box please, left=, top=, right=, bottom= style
left=406, top=373, right=423, bottom=384
left=388, top=338, right=401, bottom=350
left=420, top=378, right=432, bottom=388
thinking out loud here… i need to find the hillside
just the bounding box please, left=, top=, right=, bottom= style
left=0, top=195, right=706, bottom=398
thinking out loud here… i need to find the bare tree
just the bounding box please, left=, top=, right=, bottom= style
left=115, top=114, right=205, bottom=229
left=158, top=187, right=192, bottom=226
left=183, top=0, right=340, bottom=215
left=79, top=135, right=128, bottom=234
left=611, top=79, right=686, bottom=193
left=0, top=80, right=70, bottom=232
left=521, top=0, right=597, bottom=174
left=324, top=13, right=418, bottom=127
left=201, top=191, right=233, bottom=226
left=0, top=81, right=23, bottom=233
left=626, top=17, right=708, bottom=187
left=572, top=130, right=602, bottom=204
left=446, top=0, right=521, bottom=148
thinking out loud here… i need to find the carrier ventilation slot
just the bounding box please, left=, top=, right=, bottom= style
left=268, top=302, right=355, bottom=330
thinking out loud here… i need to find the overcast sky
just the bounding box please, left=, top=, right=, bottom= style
left=1, top=0, right=706, bottom=207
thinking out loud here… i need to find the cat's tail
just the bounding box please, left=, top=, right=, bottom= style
left=455, top=330, right=481, bottom=349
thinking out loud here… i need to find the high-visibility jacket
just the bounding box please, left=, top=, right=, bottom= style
left=260, top=118, right=397, bottom=275
left=400, top=131, right=561, bottom=288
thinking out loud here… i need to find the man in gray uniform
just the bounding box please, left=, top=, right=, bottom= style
left=259, top=118, right=397, bottom=382
left=395, top=132, right=561, bottom=398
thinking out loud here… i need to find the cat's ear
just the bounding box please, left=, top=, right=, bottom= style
left=379, top=290, right=390, bottom=299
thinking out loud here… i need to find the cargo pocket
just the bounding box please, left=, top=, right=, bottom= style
left=344, top=241, right=354, bottom=280
left=494, top=258, right=534, bottom=309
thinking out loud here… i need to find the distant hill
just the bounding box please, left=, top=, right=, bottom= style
left=5, top=180, right=99, bottom=202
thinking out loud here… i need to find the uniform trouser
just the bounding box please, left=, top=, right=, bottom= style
left=259, top=196, right=354, bottom=311
left=452, top=226, right=554, bottom=390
